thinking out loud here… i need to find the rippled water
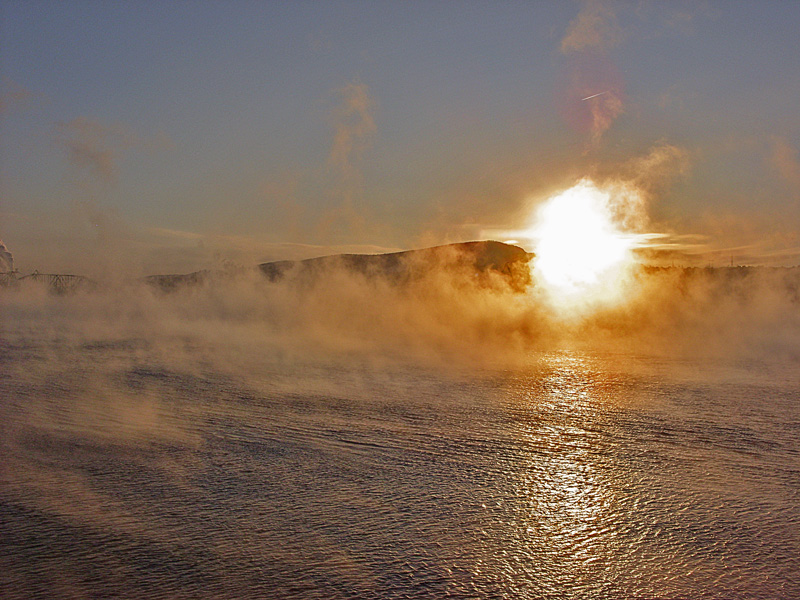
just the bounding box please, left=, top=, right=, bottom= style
left=2, top=339, right=799, bottom=599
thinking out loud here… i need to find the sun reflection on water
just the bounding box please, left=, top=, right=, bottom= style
left=506, top=353, right=629, bottom=595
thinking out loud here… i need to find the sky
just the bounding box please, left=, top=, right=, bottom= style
left=1, top=0, right=799, bottom=276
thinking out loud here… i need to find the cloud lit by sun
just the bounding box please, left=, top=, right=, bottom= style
left=529, top=180, right=638, bottom=312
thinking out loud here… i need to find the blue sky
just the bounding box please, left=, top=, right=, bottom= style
left=2, top=1, right=799, bottom=275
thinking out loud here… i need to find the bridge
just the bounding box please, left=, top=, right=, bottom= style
left=0, top=271, right=18, bottom=287
left=1, top=271, right=93, bottom=293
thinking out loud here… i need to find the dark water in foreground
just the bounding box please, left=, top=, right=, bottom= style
left=2, top=341, right=799, bottom=599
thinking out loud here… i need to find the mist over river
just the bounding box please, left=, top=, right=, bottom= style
left=2, top=272, right=799, bottom=599
left=6, top=0, right=800, bottom=594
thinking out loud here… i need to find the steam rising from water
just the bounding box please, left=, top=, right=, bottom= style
left=2, top=244, right=799, bottom=458
left=0, top=240, right=13, bottom=272
left=3, top=248, right=799, bottom=371
left=2, top=245, right=799, bottom=599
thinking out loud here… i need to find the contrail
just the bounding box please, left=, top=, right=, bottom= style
left=581, top=90, right=610, bottom=101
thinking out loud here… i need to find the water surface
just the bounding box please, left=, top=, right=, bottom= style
left=2, top=335, right=798, bottom=599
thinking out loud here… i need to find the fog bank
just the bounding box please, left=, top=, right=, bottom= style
left=3, top=244, right=799, bottom=378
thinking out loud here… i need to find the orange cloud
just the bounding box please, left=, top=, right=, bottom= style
left=53, top=117, right=135, bottom=183
left=769, top=136, right=800, bottom=193
left=327, top=79, right=376, bottom=182
left=560, top=0, right=623, bottom=54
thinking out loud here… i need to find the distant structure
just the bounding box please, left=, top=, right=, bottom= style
left=0, top=270, right=19, bottom=287
left=0, top=270, right=93, bottom=294
left=20, top=271, right=92, bottom=293
left=0, top=242, right=94, bottom=293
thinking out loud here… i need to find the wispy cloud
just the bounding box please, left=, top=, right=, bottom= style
left=585, top=88, right=624, bottom=148
left=0, top=78, right=36, bottom=114
left=558, top=1, right=713, bottom=150
left=635, top=0, right=716, bottom=38
left=618, top=142, right=691, bottom=190
left=769, top=136, right=800, bottom=193
left=315, top=78, right=380, bottom=241
left=52, top=117, right=173, bottom=185
left=558, top=1, right=625, bottom=149
left=560, top=0, right=623, bottom=54
left=646, top=213, right=800, bottom=267
left=327, top=78, right=376, bottom=183
left=53, top=117, right=135, bottom=184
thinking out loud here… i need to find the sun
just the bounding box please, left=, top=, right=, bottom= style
left=529, top=180, right=636, bottom=311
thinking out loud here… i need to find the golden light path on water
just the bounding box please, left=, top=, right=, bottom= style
left=508, top=353, right=622, bottom=593
left=502, top=352, right=754, bottom=597
left=528, top=180, right=638, bottom=312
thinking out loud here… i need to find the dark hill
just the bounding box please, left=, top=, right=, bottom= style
left=258, top=241, right=533, bottom=291
left=144, top=241, right=533, bottom=292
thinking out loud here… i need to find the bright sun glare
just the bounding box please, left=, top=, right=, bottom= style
left=530, top=180, right=636, bottom=310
